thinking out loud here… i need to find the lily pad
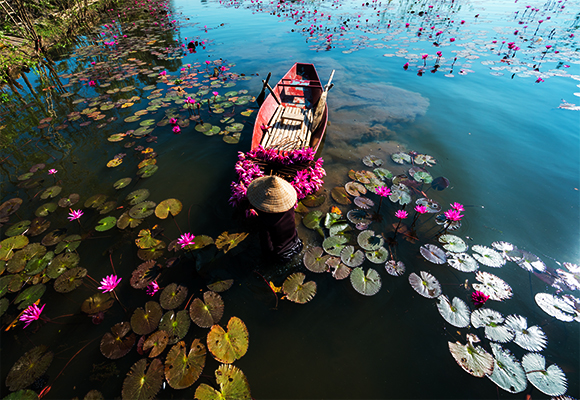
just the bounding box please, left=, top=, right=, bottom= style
left=357, top=230, right=384, bottom=251
left=185, top=235, right=214, bottom=251
left=54, top=267, right=87, bottom=293
left=448, top=334, right=494, bottom=378
left=95, top=216, right=117, bottom=231
left=194, top=364, right=251, bottom=400
left=129, top=201, right=157, bottom=219
left=302, top=211, right=323, bottom=230
left=362, top=155, right=383, bottom=167
left=535, top=293, right=576, bottom=322
left=46, top=253, right=80, bottom=279
left=346, top=209, right=372, bottom=228
left=137, top=165, right=158, bottom=178
left=471, top=308, right=505, bottom=329
left=303, top=247, right=330, bottom=273
left=154, top=199, right=183, bottom=219
left=473, top=271, right=513, bottom=301
left=350, top=267, right=381, bottom=296
left=344, top=181, right=366, bottom=197
left=121, top=358, right=164, bottom=400
left=329, top=223, right=350, bottom=237
left=117, top=211, right=143, bottom=229
left=5, top=345, right=53, bottom=391
left=447, top=252, right=479, bottom=272
left=331, top=187, right=351, bottom=205
left=516, top=250, right=546, bottom=272
left=189, top=291, right=224, bottom=328
left=215, top=232, right=248, bottom=254
left=322, top=236, right=348, bottom=257
left=354, top=196, right=374, bottom=210
left=114, top=178, right=132, bottom=189
left=35, top=202, right=57, bottom=217
left=81, top=292, right=114, bottom=315
left=301, top=194, right=326, bottom=208
left=165, top=339, right=206, bottom=389
left=137, top=242, right=166, bottom=261
left=84, top=194, right=107, bottom=209
left=40, top=185, right=62, bottom=199
left=439, top=235, right=467, bottom=253
left=41, top=229, right=67, bottom=246
left=420, top=244, right=447, bottom=264
left=340, top=245, right=365, bottom=268
left=207, top=316, right=249, bottom=364
left=366, top=247, right=389, bottom=264
left=15, top=284, right=46, bottom=310
left=131, top=301, right=163, bottom=335
left=505, top=314, right=547, bottom=352
left=391, top=152, right=411, bottom=164
left=385, top=260, right=406, bottom=276
left=58, top=193, right=80, bottom=208
left=415, top=198, right=441, bottom=213
left=126, top=189, right=150, bottom=205
left=143, top=331, right=169, bottom=358
left=283, top=272, right=317, bottom=304
left=408, top=271, right=442, bottom=298
left=54, top=234, right=82, bottom=254
left=472, top=245, right=505, bottom=268
left=0, top=198, right=23, bottom=217
left=6, top=220, right=31, bottom=236
left=207, top=279, right=234, bottom=293
left=488, top=343, right=527, bottom=394
left=522, top=353, right=567, bottom=396
left=160, top=283, right=188, bottom=310
left=374, top=168, right=393, bottom=181
left=195, top=123, right=213, bottom=133
left=437, top=295, right=471, bottom=328
left=159, top=310, right=191, bottom=344
left=24, top=251, right=54, bottom=275
left=135, top=229, right=162, bottom=250
left=27, top=218, right=51, bottom=236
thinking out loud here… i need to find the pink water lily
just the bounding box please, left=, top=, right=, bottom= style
left=146, top=281, right=159, bottom=296
left=395, top=210, right=408, bottom=219
left=48, top=169, right=57, bottom=175
left=444, top=209, right=463, bottom=221
left=471, top=290, right=489, bottom=306
left=172, top=125, right=181, bottom=134
left=177, top=232, right=195, bottom=248
left=98, top=275, right=121, bottom=293
left=414, top=205, right=427, bottom=214
left=375, top=186, right=392, bottom=197
left=88, top=80, right=96, bottom=87
left=68, top=209, right=83, bottom=221
left=20, top=304, right=45, bottom=328
left=169, top=117, right=177, bottom=125
left=450, top=202, right=464, bottom=212
left=212, top=91, right=219, bottom=97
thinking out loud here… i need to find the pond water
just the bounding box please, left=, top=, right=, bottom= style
left=0, top=0, right=579, bottom=399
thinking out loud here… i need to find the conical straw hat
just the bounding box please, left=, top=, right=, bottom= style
left=247, top=176, right=297, bottom=213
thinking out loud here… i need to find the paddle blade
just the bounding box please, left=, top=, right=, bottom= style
left=256, top=72, right=271, bottom=107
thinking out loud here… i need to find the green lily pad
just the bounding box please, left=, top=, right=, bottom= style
left=98, top=201, right=117, bottom=214
left=27, top=218, right=51, bottom=236
left=302, top=210, right=323, bottom=230
left=143, top=330, right=169, bottom=358
left=133, top=127, right=154, bottom=137
left=207, top=316, right=249, bottom=364
left=165, top=339, right=206, bottom=389
left=207, top=279, right=234, bottom=293
left=101, top=321, right=136, bottom=359
left=301, top=194, right=326, bottom=208
left=126, top=189, right=150, bottom=205
left=131, top=301, right=163, bottom=335
left=374, top=168, right=393, bottom=181
left=189, top=291, right=224, bottom=328
left=195, top=364, right=251, bottom=400
left=137, top=165, right=158, bottom=178
left=215, top=232, right=248, bottom=254
left=117, top=211, right=143, bottom=229
left=94, top=216, right=117, bottom=232
left=160, top=283, right=188, bottom=310
left=350, top=267, right=382, bottom=296
left=81, top=292, right=114, bottom=315
left=35, top=202, right=57, bottom=217
left=137, top=242, right=166, bottom=261
left=6, top=220, right=31, bottom=236
left=408, top=271, right=442, bottom=298
left=24, top=251, right=54, bottom=275
left=329, top=223, right=351, bottom=237
left=185, top=235, right=214, bottom=251
left=303, top=247, right=330, bottom=273
left=223, top=133, right=241, bottom=144
left=0, top=198, right=23, bottom=217
left=121, top=358, right=164, bottom=400
left=357, top=230, right=384, bottom=251
left=0, top=236, right=29, bottom=261
left=140, top=119, right=156, bottom=127
left=40, top=185, right=62, bottom=199
left=365, top=247, right=389, bottom=264
left=52, top=234, right=80, bottom=254
left=341, top=245, right=365, bottom=268
left=331, top=187, right=351, bottom=205
left=85, top=194, right=108, bottom=209
left=389, top=187, right=411, bottom=205
left=521, top=352, right=566, bottom=396
left=7, top=243, right=47, bottom=273
left=155, top=199, right=182, bottom=219
left=41, top=228, right=67, bottom=247
left=283, top=272, right=317, bottom=304
left=54, top=266, right=87, bottom=293
left=449, top=334, right=494, bottom=378
left=324, top=212, right=344, bottom=229
left=322, top=236, right=348, bottom=257
left=195, top=123, right=213, bottom=133
left=129, top=201, right=157, bottom=219
left=5, top=345, right=53, bottom=391
left=15, top=284, right=46, bottom=310
left=488, top=343, right=527, bottom=394
left=391, top=152, right=411, bottom=164
left=225, top=123, right=244, bottom=132
left=159, top=310, right=191, bottom=345
left=58, top=193, right=80, bottom=208
left=439, top=234, right=468, bottom=253
left=413, top=170, right=433, bottom=184
left=114, top=178, right=132, bottom=189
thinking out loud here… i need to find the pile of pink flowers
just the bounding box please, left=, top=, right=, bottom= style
left=229, top=146, right=326, bottom=208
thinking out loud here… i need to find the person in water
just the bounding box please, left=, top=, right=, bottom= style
left=246, top=175, right=303, bottom=262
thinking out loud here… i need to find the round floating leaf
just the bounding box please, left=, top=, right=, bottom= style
left=81, top=292, right=114, bottom=315
left=207, top=316, right=249, bottom=364
left=189, top=291, right=225, bottom=328
left=129, top=201, right=157, bottom=219
left=488, top=343, right=527, bottom=394
left=374, top=168, right=393, bottom=181
left=357, top=230, right=384, bottom=251
left=535, top=293, right=576, bottom=322
left=84, top=194, right=107, bottom=209
left=505, top=315, right=547, bottom=352
left=437, top=295, right=471, bottom=328
left=155, top=199, right=182, bottom=219
left=472, top=245, right=505, bottom=268
left=413, top=170, right=432, bottom=184
left=5, top=345, right=53, bottom=391
left=27, top=218, right=50, bottom=236
left=41, top=228, right=67, bottom=247
left=137, top=242, right=166, bottom=261
left=485, top=321, right=515, bottom=344
left=516, top=251, right=546, bottom=272
left=301, top=194, right=326, bottom=208
left=303, top=247, right=330, bottom=273
left=347, top=209, right=372, bottom=227
left=322, top=235, right=348, bottom=257
left=165, top=339, right=206, bottom=389
left=431, top=176, right=450, bottom=191
left=143, top=331, right=169, bottom=358
left=362, top=155, right=383, bottom=167
left=95, top=216, right=117, bottom=232
left=420, top=244, right=447, bottom=264
left=302, top=211, right=323, bottom=230
left=117, top=211, right=143, bottom=229
left=350, top=267, right=381, bottom=296
left=340, top=245, right=365, bottom=268
left=54, top=267, right=87, bottom=293
left=366, top=247, right=389, bottom=264
left=137, top=165, right=158, bottom=178
left=447, top=252, right=479, bottom=272
left=130, top=261, right=156, bottom=289
left=6, top=220, right=31, bottom=236
left=471, top=308, right=504, bottom=329
left=114, top=178, right=132, bottom=189
left=194, top=364, right=251, bottom=400
left=40, top=185, right=62, bottom=199
left=15, top=284, right=46, bottom=310
left=354, top=196, right=374, bottom=210
left=159, top=310, right=191, bottom=345
left=345, top=181, right=366, bottom=197
left=126, top=189, right=150, bottom=206
left=388, top=187, right=411, bottom=205
left=283, top=272, right=317, bottom=304
left=473, top=271, right=513, bottom=301
left=195, top=123, right=213, bottom=133
left=35, top=202, right=57, bottom=217
left=7, top=243, right=46, bottom=273
left=324, top=212, right=344, bottom=229
left=24, top=251, right=54, bottom=275
left=391, top=152, right=411, bottom=164
left=58, top=193, right=80, bottom=208
left=160, top=283, right=188, bottom=310
left=409, top=271, right=442, bottom=298
left=448, top=334, right=494, bottom=378
left=136, top=230, right=161, bottom=251
left=0, top=198, right=23, bottom=217
left=416, top=198, right=441, bottom=213
left=329, top=223, right=350, bottom=237
left=207, top=279, right=234, bottom=293
left=215, top=232, right=248, bottom=254
left=131, top=301, right=163, bottom=335
left=186, top=235, right=214, bottom=250
left=54, top=234, right=82, bottom=254
left=121, top=358, right=164, bottom=400
left=385, top=260, right=405, bottom=276
left=491, top=241, right=524, bottom=262
left=439, top=235, right=467, bottom=253
left=522, top=353, right=567, bottom=396
left=331, top=187, right=351, bottom=205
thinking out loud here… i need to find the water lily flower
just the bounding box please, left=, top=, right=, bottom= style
left=98, top=275, right=122, bottom=293
left=444, top=209, right=463, bottom=221
left=450, top=37, right=456, bottom=42
left=172, top=125, right=181, bottom=134
left=68, top=209, right=83, bottom=221
left=450, top=202, right=464, bottom=211
left=169, top=117, right=177, bottom=125
left=375, top=186, right=392, bottom=197
left=20, top=304, right=45, bottom=328
left=48, top=169, right=57, bottom=175
left=212, top=91, right=219, bottom=97
left=536, top=77, right=544, bottom=83
left=186, top=97, right=196, bottom=104
left=414, top=205, right=427, bottom=214
left=471, top=290, right=490, bottom=305
left=88, top=80, right=96, bottom=87
left=403, top=62, right=409, bottom=70
left=421, top=54, right=428, bottom=60
left=159, top=70, right=167, bottom=76
left=177, top=232, right=196, bottom=248
left=146, top=281, right=159, bottom=296
left=205, top=60, right=211, bottom=65
left=395, top=210, right=408, bottom=219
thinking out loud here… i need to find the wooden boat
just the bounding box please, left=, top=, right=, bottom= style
left=252, top=63, right=332, bottom=154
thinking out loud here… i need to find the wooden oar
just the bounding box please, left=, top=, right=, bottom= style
left=311, top=69, right=335, bottom=134
left=256, top=72, right=271, bottom=107
left=265, top=81, right=281, bottom=105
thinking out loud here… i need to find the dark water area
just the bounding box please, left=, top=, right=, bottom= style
left=0, top=0, right=579, bottom=399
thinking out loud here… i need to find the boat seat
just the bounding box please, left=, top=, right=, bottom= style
left=260, top=106, right=313, bottom=151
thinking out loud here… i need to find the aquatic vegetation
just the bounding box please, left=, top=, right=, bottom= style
left=98, top=275, right=122, bottom=293
left=19, top=303, right=45, bottom=328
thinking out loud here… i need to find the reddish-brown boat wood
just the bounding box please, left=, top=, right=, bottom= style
left=251, top=62, right=328, bottom=153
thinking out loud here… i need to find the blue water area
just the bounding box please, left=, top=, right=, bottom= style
left=0, top=0, right=578, bottom=398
